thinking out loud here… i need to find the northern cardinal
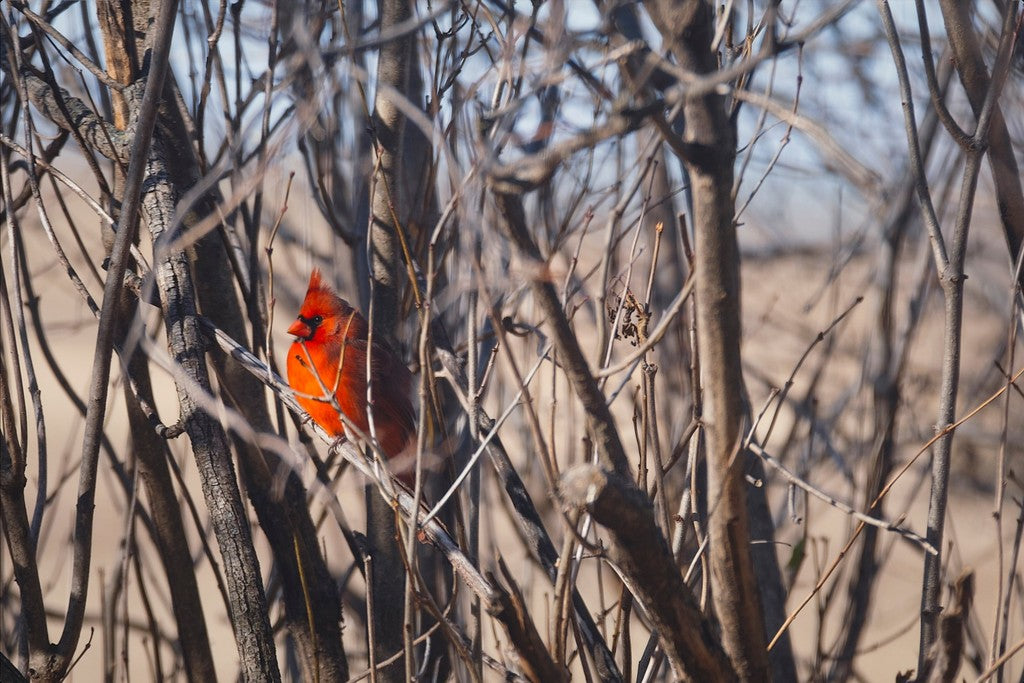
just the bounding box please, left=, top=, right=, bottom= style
left=287, top=269, right=415, bottom=467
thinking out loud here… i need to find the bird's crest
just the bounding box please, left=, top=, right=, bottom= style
left=308, top=267, right=328, bottom=294
left=302, top=268, right=344, bottom=310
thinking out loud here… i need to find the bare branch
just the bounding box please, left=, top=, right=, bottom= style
left=748, top=442, right=936, bottom=553
left=644, top=0, right=770, bottom=677
left=488, top=559, right=569, bottom=683
left=52, top=0, right=181, bottom=675
left=491, top=190, right=632, bottom=480
left=560, top=464, right=735, bottom=681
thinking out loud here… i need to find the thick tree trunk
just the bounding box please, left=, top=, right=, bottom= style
left=94, top=7, right=218, bottom=676
left=366, top=0, right=415, bottom=678
left=142, top=136, right=282, bottom=681
left=115, top=289, right=219, bottom=682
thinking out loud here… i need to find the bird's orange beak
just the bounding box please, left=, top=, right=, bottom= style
left=288, top=318, right=311, bottom=339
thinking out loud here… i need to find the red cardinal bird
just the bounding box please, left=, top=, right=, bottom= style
left=287, top=269, right=415, bottom=467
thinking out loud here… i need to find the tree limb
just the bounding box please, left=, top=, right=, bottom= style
left=643, top=1, right=771, bottom=677
left=560, top=465, right=736, bottom=681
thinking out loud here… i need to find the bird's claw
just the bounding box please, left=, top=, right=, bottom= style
left=328, top=435, right=349, bottom=455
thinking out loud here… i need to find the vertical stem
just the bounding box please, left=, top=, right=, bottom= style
left=643, top=1, right=770, bottom=677
left=366, top=0, right=414, bottom=676
left=918, top=150, right=981, bottom=665
left=54, top=1, right=180, bottom=674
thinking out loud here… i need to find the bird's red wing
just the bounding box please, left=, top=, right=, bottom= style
left=355, top=339, right=415, bottom=458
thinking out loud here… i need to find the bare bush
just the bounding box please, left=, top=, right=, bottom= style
left=1, top=0, right=1022, bottom=681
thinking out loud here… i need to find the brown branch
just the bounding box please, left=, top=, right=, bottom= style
left=0, top=86, right=51, bottom=671
left=368, top=0, right=413, bottom=337
left=491, top=190, right=632, bottom=480
left=431, top=337, right=624, bottom=681
left=560, top=465, right=736, bottom=681
left=937, top=0, right=1024, bottom=292
left=8, top=0, right=126, bottom=91
left=364, top=0, right=417, bottom=676
left=644, top=1, right=770, bottom=678
left=0, top=361, right=50, bottom=664
left=488, top=559, right=569, bottom=683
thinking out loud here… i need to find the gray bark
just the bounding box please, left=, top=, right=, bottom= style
left=366, top=0, right=416, bottom=678
left=115, top=288, right=219, bottom=683
left=143, top=135, right=281, bottom=680
left=937, top=0, right=1024, bottom=291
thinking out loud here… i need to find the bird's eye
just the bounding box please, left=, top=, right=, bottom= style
left=311, top=315, right=323, bottom=326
